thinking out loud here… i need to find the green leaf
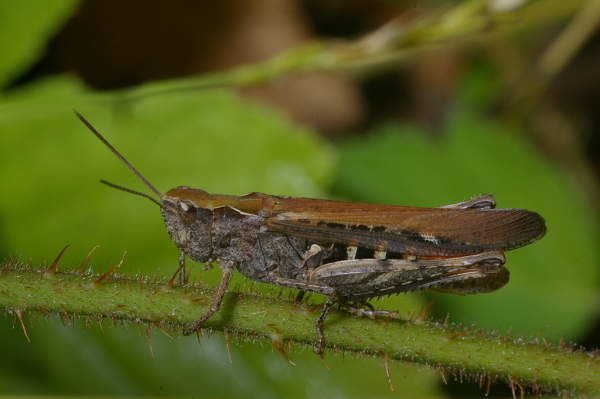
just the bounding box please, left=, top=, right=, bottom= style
left=0, top=0, right=80, bottom=88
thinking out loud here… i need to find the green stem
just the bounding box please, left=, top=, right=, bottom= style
left=1, top=258, right=598, bottom=396
left=87, top=0, right=585, bottom=104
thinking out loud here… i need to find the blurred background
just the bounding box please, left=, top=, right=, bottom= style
left=0, top=0, right=599, bottom=397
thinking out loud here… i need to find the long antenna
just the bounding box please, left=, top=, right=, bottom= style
left=100, top=179, right=161, bottom=206
left=73, top=110, right=164, bottom=200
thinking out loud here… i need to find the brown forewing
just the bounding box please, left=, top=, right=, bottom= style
left=263, top=197, right=546, bottom=256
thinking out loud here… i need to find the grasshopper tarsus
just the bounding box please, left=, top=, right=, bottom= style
left=183, top=261, right=235, bottom=335
left=314, top=298, right=335, bottom=356
left=346, top=305, right=396, bottom=319
left=178, top=251, right=186, bottom=286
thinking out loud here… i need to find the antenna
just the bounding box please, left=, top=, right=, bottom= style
left=73, top=110, right=164, bottom=201
left=100, top=180, right=161, bottom=206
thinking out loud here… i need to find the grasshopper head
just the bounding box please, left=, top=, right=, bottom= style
left=161, top=187, right=214, bottom=263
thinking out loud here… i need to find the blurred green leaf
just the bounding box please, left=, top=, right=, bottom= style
left=0, top=0, right=80, bottom=88
left=0, top=75, right=335, bottom=273
left=333, top=106, right=599, bottom=341
left=0, top=75, right=441, bottom=397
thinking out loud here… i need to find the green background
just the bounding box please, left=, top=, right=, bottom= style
left=0, top=1, right=598, bottom=397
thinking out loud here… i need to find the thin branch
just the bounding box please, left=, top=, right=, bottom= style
left=88, top=0, right=586, bottom=104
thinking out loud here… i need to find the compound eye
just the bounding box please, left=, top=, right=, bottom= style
left=179, top=200, right=193, bottom=212
left=177, top=200, right=196, bottom=225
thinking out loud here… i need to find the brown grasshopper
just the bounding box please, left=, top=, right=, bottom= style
left=74, top=111, right=546, bottom=353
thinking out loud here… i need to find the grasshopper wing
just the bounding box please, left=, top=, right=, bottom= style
left=265, top=197, right=546, bottom=256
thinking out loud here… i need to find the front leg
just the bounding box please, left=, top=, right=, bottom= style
left=179, top=251, right=186, bottom=286
left=183, top=259, right=236, bottom=335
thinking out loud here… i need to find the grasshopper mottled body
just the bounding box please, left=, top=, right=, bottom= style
left=75, top=111, right=546, bottom=352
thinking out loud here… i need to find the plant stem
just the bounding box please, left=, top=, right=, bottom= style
left=89, top=0, right=585, bottom=104
left=1, top=258, right=598, bottom=396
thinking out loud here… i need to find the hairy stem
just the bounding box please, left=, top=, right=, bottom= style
left=0, top=258, right=598, bottom=396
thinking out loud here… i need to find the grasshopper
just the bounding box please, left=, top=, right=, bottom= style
left=74, top=111, right=546, bottom=353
